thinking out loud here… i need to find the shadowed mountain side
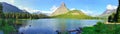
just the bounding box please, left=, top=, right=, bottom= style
left=0, top=2, right=29, bottom=14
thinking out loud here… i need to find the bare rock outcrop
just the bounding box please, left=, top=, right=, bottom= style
left=51, top=2, right=68, bottom=16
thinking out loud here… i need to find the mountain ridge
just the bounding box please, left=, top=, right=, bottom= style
left=0, top=2, right=29, bottom=14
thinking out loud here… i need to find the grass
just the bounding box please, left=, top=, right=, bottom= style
left=0, top=19, right=17, bottom=34
left=82, top=22, right=120, bottom=34
left=0, top=25, right=16, bottom=34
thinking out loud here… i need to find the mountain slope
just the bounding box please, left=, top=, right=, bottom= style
left=51, top=2, right=68, bottom=16
left=100, top=9, right=116, bottom=18
left=52, top=10, right=93, bottom=19
left=0, top=2, right=29, bottom=14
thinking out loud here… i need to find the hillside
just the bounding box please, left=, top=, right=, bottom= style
left=52, top=10, right=94, bottom=19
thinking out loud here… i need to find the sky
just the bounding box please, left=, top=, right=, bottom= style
left=0, top=0, right=118, bottom=16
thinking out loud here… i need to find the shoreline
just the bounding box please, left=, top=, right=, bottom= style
left=105, top=22, right=120, bottom=24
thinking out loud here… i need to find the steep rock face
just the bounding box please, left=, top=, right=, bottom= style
left=51, top=2, right=68, bottom=16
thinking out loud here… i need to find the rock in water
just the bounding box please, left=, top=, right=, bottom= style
left=51, top=2, right=68, bottom=16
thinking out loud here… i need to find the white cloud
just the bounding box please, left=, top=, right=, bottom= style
left=0, top=0, right=15, bottom=5
left=40, top=5, right=58, bottom=16
left=18, top=5, right=58, bottom=14
left=80, top=9, right=97, bottom=16
left=106, top=4, right=117, bottom=10
left=17, top=6, right=37, bottom=13
left=81, top=9, right=92, bottom=14
left=70, top=8, right=76, bottom=10
left=38, top=5, right=58, bottom=14
left=0, top=0, right=58, bottom=15
left=79, top=4, right=118, bottom=16
left=50, top=5, right=58, bottom=12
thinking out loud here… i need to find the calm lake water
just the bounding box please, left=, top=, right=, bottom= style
left=17, top=19, right=104, bottom=34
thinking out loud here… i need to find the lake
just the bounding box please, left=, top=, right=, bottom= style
left=17, top=19, right=104, bottom=34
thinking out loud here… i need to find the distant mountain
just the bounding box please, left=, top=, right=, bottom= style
left=0, top=2, right=29, bottom=14
left=32, top=11, right=42, bottom=14
left=52, top=10, right=93, bottom=19
left=21, top=9, right=29, bottom=14
left=51, top=2, right=68, bottom=16
left=100, top=8, right=116, bottom=18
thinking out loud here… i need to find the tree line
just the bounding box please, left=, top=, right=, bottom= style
left=1, top=13, right=50, bottom=19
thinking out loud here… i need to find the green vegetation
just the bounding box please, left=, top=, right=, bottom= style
left=108, top=13, right=116, bottom=22
left=0, top=3, right=18, bottom=34
left=0, top=19, right=17, bottom=34
left=2, top=13, right=49, bottom=19
left=0, top=2, right=50, bottom=34
left=82, top=22, right=120, bottom=34
left=52, top=10, right=100, bottom=19
left=0, top=2, right=3, bottom=18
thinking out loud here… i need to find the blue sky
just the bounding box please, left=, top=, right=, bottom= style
left=0, top=0, right=118, bottom=16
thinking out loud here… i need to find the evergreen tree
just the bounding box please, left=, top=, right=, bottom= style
left=0, top=2, right=3, bottom=17
left=118, top=0, right=120, bottom=22
left=113, top=0, right=120, bottom=22
left=108, top=0, right=120, bottom=22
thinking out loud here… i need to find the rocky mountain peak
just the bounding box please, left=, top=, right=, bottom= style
left=61, top=2, right=66, bottom=7
left=51, top=2, right=68, bottom=16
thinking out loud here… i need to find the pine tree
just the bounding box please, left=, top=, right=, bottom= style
left=118, top=0, right=120, bottom=22
left=108, top=0, right=120, bottom=22
left=0, top=2, right=2, bottom=16
left=0, top=3, right=3, bottom=18
left=114, top=0, right=120, bottom=22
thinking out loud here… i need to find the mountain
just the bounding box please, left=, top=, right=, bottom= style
left=51, top=2, right=93, bottom=19
left=51, top=2, right=68, bottom=16
left=100, top=8, right=116, bottom=18
left=52, top=10, right=93, bottom=19
left=0, top=2, right=29, bottom=14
